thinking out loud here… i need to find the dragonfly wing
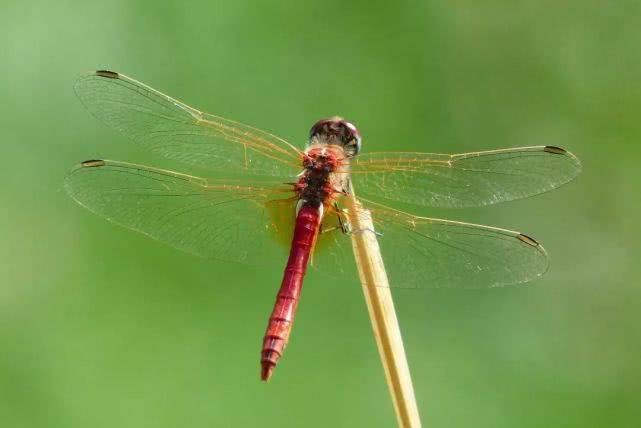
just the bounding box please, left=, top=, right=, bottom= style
left=75, top=71, right=302, bottom=177
left=361, top=200, right=550, bottom=288
left=308, top=204, right=359, bottom=279
left=65, top=159, right=296, bottom=264
left=351, top=146, right=581, bottom=208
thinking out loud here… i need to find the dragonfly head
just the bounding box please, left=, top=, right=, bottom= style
left=308, top=116, right=361, bottom=157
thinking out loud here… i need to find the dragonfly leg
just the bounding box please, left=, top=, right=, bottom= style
left=319, top=225, right=339, bottom=234
left=332, top=202, right=383, bottom=236
left=319, top=202, right=351, bottom=235
left=334, top=202, right=353, bottom=234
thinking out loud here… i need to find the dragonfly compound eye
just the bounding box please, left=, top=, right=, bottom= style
left=308, top=116, right=362, bottom=157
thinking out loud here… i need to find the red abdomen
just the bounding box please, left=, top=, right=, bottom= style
left=260, top=204, right=321, bottom=381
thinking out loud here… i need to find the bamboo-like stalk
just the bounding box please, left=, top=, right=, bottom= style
left=344, top=195, right=422, bottom=428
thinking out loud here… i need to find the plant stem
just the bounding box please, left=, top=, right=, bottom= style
left=345, top=196, right=422, bottom=428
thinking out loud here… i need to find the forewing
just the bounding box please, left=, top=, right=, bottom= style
left=74, top=71, right=302, bottom=177
left=64, top=159, right=295, bottom=264
left=362, top=200, right=550, bottom=288
left=351, top=146, right=581, bottom=208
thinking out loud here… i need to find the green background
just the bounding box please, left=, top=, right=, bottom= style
left=2, top=1, right=640, bottom=427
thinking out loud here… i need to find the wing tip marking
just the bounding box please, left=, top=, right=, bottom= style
left=95, top=70, right=119, bottom=79
left=543, top=145, right=567, bottom=155
left=518, top=233, right=540, bottom=247
left=80, top=159, right=106, bottom=168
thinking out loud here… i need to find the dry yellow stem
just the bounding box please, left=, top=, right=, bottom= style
left=345, top=195, right=422, bottom=428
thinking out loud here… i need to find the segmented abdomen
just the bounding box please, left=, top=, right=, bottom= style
left=260, top=204, right=321, bottom=381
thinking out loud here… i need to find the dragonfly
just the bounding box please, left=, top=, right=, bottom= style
left=65, top=70, right=582, bottom=381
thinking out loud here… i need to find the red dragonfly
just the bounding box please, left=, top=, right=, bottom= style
left=66, top=70, right=582, bottom=381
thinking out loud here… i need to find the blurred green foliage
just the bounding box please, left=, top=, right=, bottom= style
left=1, top=1, right=640, bottom=427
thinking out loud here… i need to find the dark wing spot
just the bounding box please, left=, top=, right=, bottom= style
left=95, top=70, right=119, bottom=79
left=517, top=233, right=540, bottom=246
left=80, top=159, right=106, bottom=167
left=543, top=146, right=567, bottom=155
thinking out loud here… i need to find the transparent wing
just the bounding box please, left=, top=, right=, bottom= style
left=64, top=159, right=297, bottom=264
left=74, top=70, right=302, bottom=177
left=360, top=200, right=550, bottom=288
left=351, top=146, right=582, bottom=208
left=309, top=204, right=359, bottom=279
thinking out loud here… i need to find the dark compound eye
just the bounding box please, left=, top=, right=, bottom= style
left=308, top=117, right=362, bottom=157
left=341, top=120, right=361, bottom=156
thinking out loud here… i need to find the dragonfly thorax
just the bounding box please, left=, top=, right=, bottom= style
left=296, top=144, right=349, bottom=209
